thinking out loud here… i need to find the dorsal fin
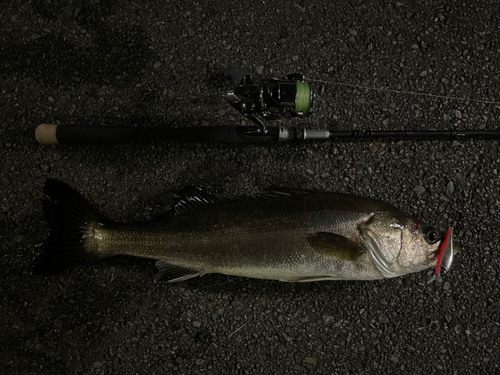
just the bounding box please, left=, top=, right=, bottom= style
left=174, top=186, right=223, bottom=214
left=259, top=187, right=313, bottom=198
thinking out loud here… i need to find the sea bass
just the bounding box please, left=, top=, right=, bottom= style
left=33, top=179, right=456, bottom=282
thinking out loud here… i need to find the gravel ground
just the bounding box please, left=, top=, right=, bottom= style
left=2, top=1, right=500, bottom=374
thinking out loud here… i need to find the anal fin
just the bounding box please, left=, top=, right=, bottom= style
left=307, top=232, right=365, bottom=261
left=154, top=260, right=202, bottom=283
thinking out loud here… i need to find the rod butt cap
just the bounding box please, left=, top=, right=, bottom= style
left=36, top=124, right=59, bottom=145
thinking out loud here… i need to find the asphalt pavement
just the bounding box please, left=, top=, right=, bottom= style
left=1, top=0, right=499, bottom=374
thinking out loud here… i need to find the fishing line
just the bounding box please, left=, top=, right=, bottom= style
left=307, top=78, right=500, bottom=106
left=295, top=81, right=312, bottom=114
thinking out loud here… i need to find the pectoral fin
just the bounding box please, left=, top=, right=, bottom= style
left=155, top=260, right=203, bottom=282
left=307, top=232, right=365, bottom=261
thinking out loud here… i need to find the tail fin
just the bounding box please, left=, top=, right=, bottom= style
left=33, top=179, right=110, bottom=276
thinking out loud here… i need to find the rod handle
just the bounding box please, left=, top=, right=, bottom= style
left=35, top=124, right=277, bottom=144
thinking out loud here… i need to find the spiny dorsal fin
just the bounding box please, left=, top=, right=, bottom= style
left=260, top=187, right=314, bottom=198
left=175, top=186, right=314, bottom=214
left=307, top=232, right=366, bottom=261
left=174, top=186, right=223, bottom=214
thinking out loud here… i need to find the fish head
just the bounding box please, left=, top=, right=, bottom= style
left=360, top=212, right=457, bottom=278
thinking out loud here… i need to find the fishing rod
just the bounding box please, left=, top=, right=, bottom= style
left=35, top=68, right=500, bottom=145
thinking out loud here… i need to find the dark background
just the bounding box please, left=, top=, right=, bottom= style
left=1, top=0, right=499, bottom=374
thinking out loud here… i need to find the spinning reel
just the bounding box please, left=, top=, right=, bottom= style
left=223, top=68, right=315, bottom=134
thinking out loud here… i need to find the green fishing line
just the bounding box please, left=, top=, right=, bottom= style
left=295, top=81, right=311, bottom=115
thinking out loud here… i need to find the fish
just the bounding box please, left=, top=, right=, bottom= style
left=32, top=179, right=457, bottom=282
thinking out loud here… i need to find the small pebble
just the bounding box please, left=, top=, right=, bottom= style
left=414, top=185, right=426, bottom=196
left=231, top=301, right=243, bottom=310
left=446, top=181, right=454, bottom=197
left=379, top=313, right=389, bottom=324
left=389, top=355, right=399, bottom=364
left=303, top=357, right=317, bottom=366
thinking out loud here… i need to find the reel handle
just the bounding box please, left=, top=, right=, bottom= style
left=224, top=68, right=253, bottom=85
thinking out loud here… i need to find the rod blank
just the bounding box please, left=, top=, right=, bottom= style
left=328, top=130, right=500, bottom=138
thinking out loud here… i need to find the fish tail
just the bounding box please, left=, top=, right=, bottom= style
left=32, top=179, right=112, bottom=276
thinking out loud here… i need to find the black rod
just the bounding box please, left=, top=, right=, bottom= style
left=328, top=130, right=500, bottom=139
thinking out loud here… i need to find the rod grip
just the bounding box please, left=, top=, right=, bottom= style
left=35, top=124, right=277, bottom=144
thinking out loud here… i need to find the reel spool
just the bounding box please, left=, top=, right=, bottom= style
left=223, top=68, right=315, bottom=133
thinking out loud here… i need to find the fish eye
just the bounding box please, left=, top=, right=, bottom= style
left=425, top=229, right=439, bottom=244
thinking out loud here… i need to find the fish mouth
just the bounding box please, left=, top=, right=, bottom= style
left=432, top=228, right=455, bottom=275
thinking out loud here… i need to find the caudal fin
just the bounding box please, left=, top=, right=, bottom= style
left=33, top=179, right=109, bottom=276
